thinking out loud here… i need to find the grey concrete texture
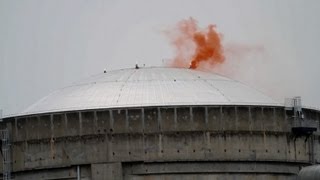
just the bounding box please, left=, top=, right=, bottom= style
left=298, top=165, right=320, bottom=180
left=1, top=105, right=319, bottom=179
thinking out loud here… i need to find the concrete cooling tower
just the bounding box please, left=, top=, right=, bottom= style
left=0, top=67, right=319, bottom=180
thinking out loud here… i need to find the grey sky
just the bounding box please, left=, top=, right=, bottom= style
left=1, top=0, right=320, bottom=116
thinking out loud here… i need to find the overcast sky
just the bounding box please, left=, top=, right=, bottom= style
left=1, top=0, right=320, bottom=116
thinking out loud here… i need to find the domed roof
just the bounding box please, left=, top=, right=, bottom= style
left=22, top=67, right=280, bottom=115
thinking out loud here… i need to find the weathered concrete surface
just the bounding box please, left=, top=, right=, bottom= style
left=123, top=162, right=299, bottom=179
left=1, top=106, right=319, bottom=179
left=91, top=163, right=122, bottom=180
left=298, top=165, right=320, bottom=180
left=12, top=165, right=91, bottom=180
left=126, top=174, right=295, bottom=180
left=123, top=162, right=300, bottom=175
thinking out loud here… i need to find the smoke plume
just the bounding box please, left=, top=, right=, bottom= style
left=166, top=17, right=225, bottom=69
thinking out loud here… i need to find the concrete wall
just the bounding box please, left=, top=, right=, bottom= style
left=124, top=162, right=298, bottom=180
left=1, top=106, right=319, bottom=179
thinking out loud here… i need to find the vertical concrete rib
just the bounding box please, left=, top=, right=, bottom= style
left=93, top=111, right=98, bottom=133
left=190, top=107, right=193, bottom=124
left=109, top=110, right=114, bottom=131
left=205, top=106, right=208, bottom=125
left=235, top=106, right=239, bottom=131
left=249, top=107, right=253, bottom=132
left=50, top=114, right=54, bottom=138
left=36, top=116, right=40, bottom=140
left=220, top=106, right=223, bottom=131
left=141, top=108, right=145, bottom=132
left=79, top=112, right=82, bottom=136
left=125, top=109, right=129, bottom=131
left=174, top=107, right=177, bottom=129
left=64, top=113, right=68, bottom=135
left=14, top=118, right=18, bottom=141
left=157, top=107, right=161, bottom=131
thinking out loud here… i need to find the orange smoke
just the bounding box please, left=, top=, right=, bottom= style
left=167, top=18, right=225, bottom=69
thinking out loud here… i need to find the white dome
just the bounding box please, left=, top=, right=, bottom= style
left=22, top=67, right=280, bottom=115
